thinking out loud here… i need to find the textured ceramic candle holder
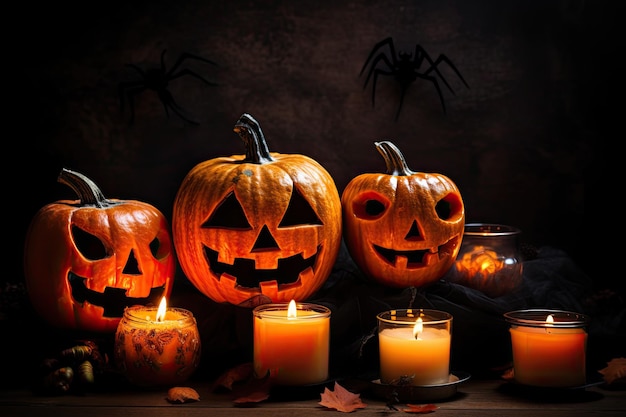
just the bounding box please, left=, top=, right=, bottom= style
left=114, top=305, right=201, bottom=388
left=504, top=309, right=588, bottom=388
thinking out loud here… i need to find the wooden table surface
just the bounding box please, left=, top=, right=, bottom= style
left=1, top=376, right=624, bottom=417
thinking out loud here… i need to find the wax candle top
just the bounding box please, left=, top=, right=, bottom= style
left=377, top=309, right=453, bottom=326
left=504, top=309, right=588, bottom=329
left=123, top=303, right=196, bottom=324
left=253, top=300, right=331, bottom=321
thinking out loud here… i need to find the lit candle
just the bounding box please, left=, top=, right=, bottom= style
left=377, top=309, right=452, bottom=386
left=504, top=309, right=588, bottom=387
left=449, top=223, right=523, bottom=298
left=114, top=297, right=201, bottom=387
left=253, top=300, right=331, bottom=386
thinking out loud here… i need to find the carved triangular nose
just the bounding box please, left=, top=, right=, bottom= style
left=123, top=249, right=142, bottom=274
left=404, top=220, right=422, bottom=240
left=252, top=225, right=280, bottom=251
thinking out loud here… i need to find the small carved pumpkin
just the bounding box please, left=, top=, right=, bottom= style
left=172, top=113, right=342, bottom=305
left=341, top=141, right=464, bottom=288
left=23, top=169, right=175, bottom=333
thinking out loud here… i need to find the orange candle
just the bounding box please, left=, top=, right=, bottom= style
left=377, top=309, right=452, bottom=386
left=114, top=297, right=201, bottom=387
left=253, top=300, right=330, bottom=386
left=505, top=309, right=588, bottom=387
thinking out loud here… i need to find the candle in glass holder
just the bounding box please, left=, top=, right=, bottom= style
left=504, top=309, right=588, bottom=387
left=377, top=309, right=452, bottom=386
left=114, top=297, right=201, bottom=387
left=449, top=223, right=523, bottom=297
left=253, top=300, right=330, bottom=386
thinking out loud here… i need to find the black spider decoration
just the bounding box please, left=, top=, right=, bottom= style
left=119, top=49, right=218, bottom=125
left=359, top=37, right=469, bottom=120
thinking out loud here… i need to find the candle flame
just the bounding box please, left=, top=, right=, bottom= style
left=413, top=317, right=423, bottom=339
left=156, top=297, right=167, bottom=322
left=288, top=299, right=297, bottom=318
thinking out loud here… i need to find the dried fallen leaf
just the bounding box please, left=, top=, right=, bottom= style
left=233, top=388, right=271, bottom=404
left=319, top=381, right=367, bottom=413
left=166, top=387, right=200, bottom=403
left=403, top=403, right=438, bottom=413
left=501, top=367, right=514, bottom=381
left=209, top=362, right=273, bottom=404
left=212, top=362, right=254, bottom=391
left=598, top=357, right=626, bottom=385
left=231, top=373, right=272, bottom=404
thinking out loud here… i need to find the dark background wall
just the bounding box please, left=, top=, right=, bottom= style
left=10, top=0, right=622, bottom=293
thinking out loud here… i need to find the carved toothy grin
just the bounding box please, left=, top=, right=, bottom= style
left=68, top=271, right=166, bottom=318
left=203, top=245, right=319, bottom=289
left=373, top=235, right=460, bottom=268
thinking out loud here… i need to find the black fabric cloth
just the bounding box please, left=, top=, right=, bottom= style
left=183, top=242, right=625, bottom=382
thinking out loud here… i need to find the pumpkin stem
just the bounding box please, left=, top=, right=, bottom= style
left=58, top=168, right=112, bottom=208
left=375, top=141, right=415, bottom=176
left=233, top=113, right=275, bottom=164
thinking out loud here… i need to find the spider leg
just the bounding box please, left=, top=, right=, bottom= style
left=413, top=46, right=455, bottom=94
left=167, top=52, right=218, bottom=79
left=431, top=54, right=469, bottom=88
left=417, top=45, right=469, bottom=93
left=371, top=67, right=394, bottom=108
left=158, top=89, right=200, bottom=125
left=362, top=53, right=394, bottom=88
left=118, top=82, right=146, bottom=125
left=416, top=72, right=447, bottom=115
left=359, top=37, right=397, bottom=76
left=362, top=54, right=396, bottom=107
left=169, top=68, right=219, bottom=87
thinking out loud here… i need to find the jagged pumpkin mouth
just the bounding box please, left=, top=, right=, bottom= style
left=203, top=245, right=320, bottom=289
left=373, top=235, right=460, bottom=268
left=68, top=271, right=166, bottom=318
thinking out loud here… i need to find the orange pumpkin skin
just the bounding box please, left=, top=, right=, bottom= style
left=24, top=169, right=175, bottom=333
left=341, top=141, right=464, bottom=288
left=173, top=113, right=342, bottom=305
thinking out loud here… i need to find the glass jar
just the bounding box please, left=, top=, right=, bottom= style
left=377, top=309, right=453, bottom=386
left=447, top=223, right=523, bottom=297
left=253, top=302, right=331, bottom=386
left=504, top=309, right=588, bottom=387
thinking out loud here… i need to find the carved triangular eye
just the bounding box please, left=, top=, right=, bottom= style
left=279, top=187, right=322, bottom=227
left=72, top=225, right=109, bottom=260
left=202, top=191, right=251, bottom=229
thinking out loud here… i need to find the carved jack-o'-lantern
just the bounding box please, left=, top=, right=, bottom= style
left=172, top=113, right=342, bottom=306
left=23, top=169, right=175, bottom=333
left=341, top=141, right=465, bottom=288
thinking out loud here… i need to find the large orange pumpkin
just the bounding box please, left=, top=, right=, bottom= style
left=172, top=113, right=342, bottom=306
left=23, top=168, right=175, bottom=333
left=341, top=141, right=464, bottom=288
